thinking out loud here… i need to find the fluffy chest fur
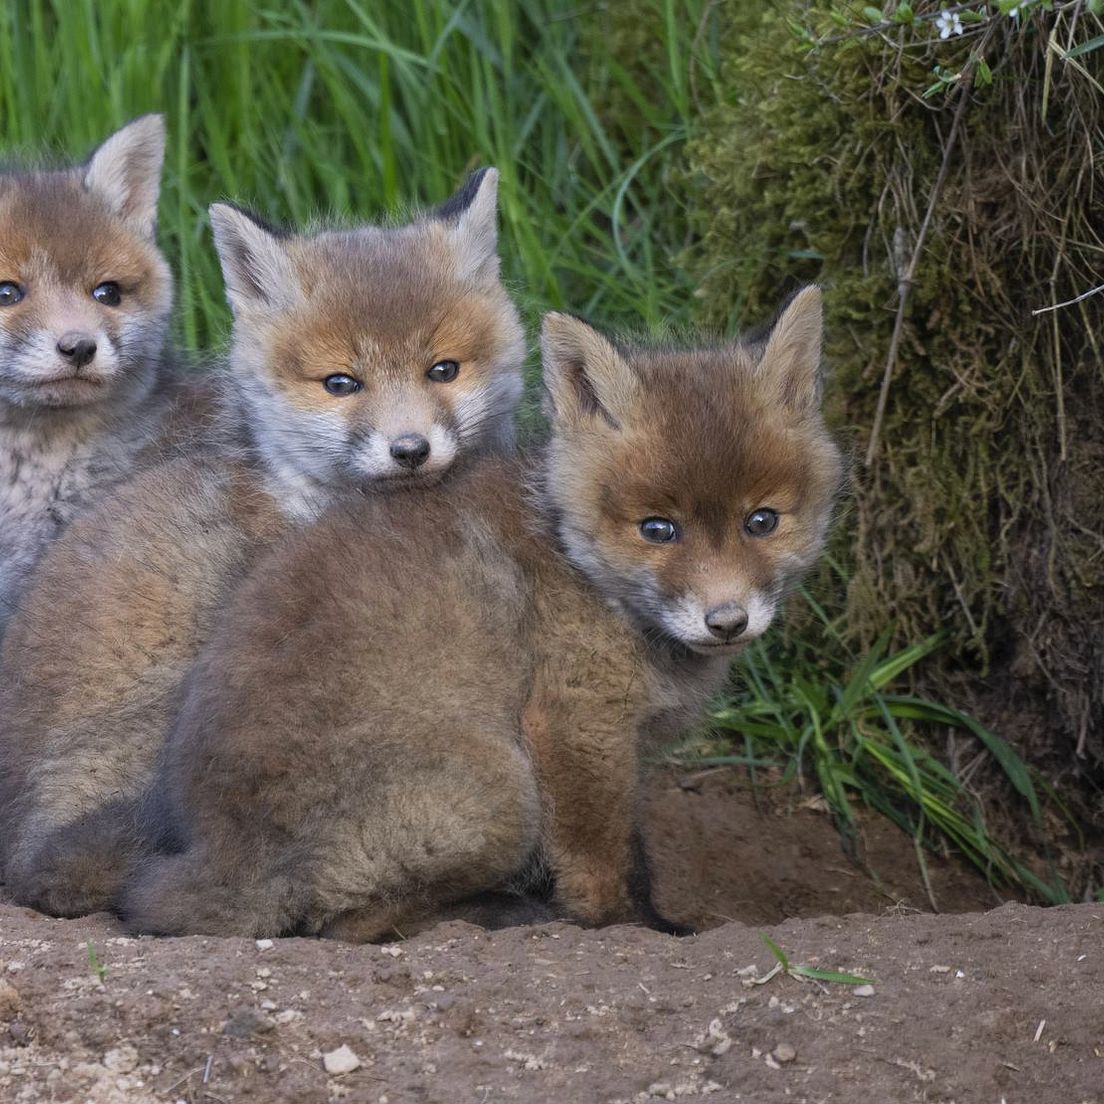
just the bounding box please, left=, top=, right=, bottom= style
left=0, top=402, right=165, bottom=627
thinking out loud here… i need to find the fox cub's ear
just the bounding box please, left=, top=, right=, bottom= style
left=436, top=167, right=500, bottom=286
left=541, top=313, right=638, bottom=429
left=82, top=114, right=166, bottom=240
left=756, top=285, right=823, bottom=414
left=208, top=204, right=299, bottom=316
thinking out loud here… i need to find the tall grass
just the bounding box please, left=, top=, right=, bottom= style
left=0, top=0, right=715, bottom=359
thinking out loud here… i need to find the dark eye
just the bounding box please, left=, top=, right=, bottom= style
left=427, top=360, right=459, bottom=383
left=323, top=374, right=362, bottom=397
left=92, top=282, right=122, bottom=306
left=640, top=517, right=679, bottom=544
left=0, top=282, right=24, bottom=307
left=744, top=508, right=779, bottom=537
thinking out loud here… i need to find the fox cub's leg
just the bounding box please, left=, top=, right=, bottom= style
left=523, top=658, right=688, bottom=935
left=122, top=850, right=306, bottom=938
left=321, top=891, right=558, bottom=943
left=4, top=800, right=143, bottom=917
left=124, top=731, right=541, bottom=942
left=522, top=683, right=640, bottom=928
left=313, top=735, right=542, bottom=943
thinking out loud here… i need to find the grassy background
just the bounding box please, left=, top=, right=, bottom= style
left=0, top=0, right=711, bottom=357
left=0, top=0, right=1092, bottom=902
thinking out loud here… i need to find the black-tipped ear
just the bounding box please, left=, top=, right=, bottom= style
left=82, top=115, right=165, bottom=239
left=756, top=285, right=824, bottom=413
left=208, top=203, right=298, bottom=316
left=541, top=312, right=638, bottom=429
left=437, top=168, right=500, bottom=285
left=435, top=167, right=492, bottom=221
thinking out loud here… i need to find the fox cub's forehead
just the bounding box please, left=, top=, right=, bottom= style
left=294, top=222, right=467, bottom=300
left=286, top=232, right=507, bottom=356
left=602, top=353, right=821, bottom=513
left=0, top=173, right=158, bottom=283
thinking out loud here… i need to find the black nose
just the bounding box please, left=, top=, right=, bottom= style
left=704, top=602, right=749, bottom=641
left=57, top=333, right=97, bottom=369
left=389, top=433, right=431, bottom=469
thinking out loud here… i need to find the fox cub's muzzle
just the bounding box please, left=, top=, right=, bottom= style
left=704, top=601, right=749, bottom=642
left=389, top=433, right=431, bottom=469
left=56, top=332, right=98, bottom=370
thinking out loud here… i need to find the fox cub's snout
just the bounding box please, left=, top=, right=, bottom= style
left=212, top=168, right=524, bottom=494
left=541, top=287, right=842, bottom=655
left=0, top=116, right=172, bottom=412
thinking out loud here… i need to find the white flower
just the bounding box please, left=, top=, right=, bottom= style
left=936, top=10, right=964, bottom=37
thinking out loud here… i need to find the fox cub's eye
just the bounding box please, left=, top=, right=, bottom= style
left=640, top=517, right=679, bottom=544
left=0, top=282, right=24, bottom=307
left=427, top=360, right=459, bottom=383
left=744, top=508, right=779, bottom=537
left=92, top=282, right=122, bottom=307
left=323, top=374, right=362, bottom=397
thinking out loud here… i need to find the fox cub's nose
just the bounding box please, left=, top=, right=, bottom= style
left=389, top=433, right=431, bottom=469
left=705, top=602, right=749, bottom=641
left=57, top=332, right=98, bottom=369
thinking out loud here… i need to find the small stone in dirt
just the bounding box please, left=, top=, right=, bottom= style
left=8, top=1020, right=31, bottom=1046
left=0, top=979, right=21, bottom=1019
left=853, top=985, right=875, bottom=998
left=323, top=1044, right=362, bottom=1075
left=773, top=1043, right=797, bottom=1064
left=224, top=1009, right=273, bottom=1038
left=255, top=938, right=274, bottom=951
left=103, top=1044, right=139, bottom=1073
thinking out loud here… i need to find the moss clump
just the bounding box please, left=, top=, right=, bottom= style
left=685, top=2, right=1104, bottom=789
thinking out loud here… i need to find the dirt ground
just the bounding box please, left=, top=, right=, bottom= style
left=1, top=770, right=1100, bottom=1104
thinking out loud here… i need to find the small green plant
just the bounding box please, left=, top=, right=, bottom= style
left=672, top=580, right=1072, bottom=905
left=758, top=933, right=874, bottom=986
left=87, top=940, right=107, bottom=983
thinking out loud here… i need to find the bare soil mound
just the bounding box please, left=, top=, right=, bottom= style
left=3, top=771, right=1097, bottom=1104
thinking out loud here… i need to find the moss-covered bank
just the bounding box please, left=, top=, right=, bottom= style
left=685, top=1, right=1103, bottom=797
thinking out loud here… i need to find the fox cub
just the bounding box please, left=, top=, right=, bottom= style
left=121, top=287, right=842, bottom=941
left=0, top=115, right=202, bottom=634
left=0, top=169, right=525, bottom=917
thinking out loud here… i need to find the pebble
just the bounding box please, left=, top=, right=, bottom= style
left=0, top=980, right=21, bottom=1019
left=255, top=939, right=274, bottom=951
left=223, top=1009, right=273, bottom=1038
left=853, top=985, right=875, bottom=998
left=103, top=1044, right=139, bottom=1074
left=772, top=1042, right=796, bottom=1063
left=323, top=1044, right=362, bottom=1075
